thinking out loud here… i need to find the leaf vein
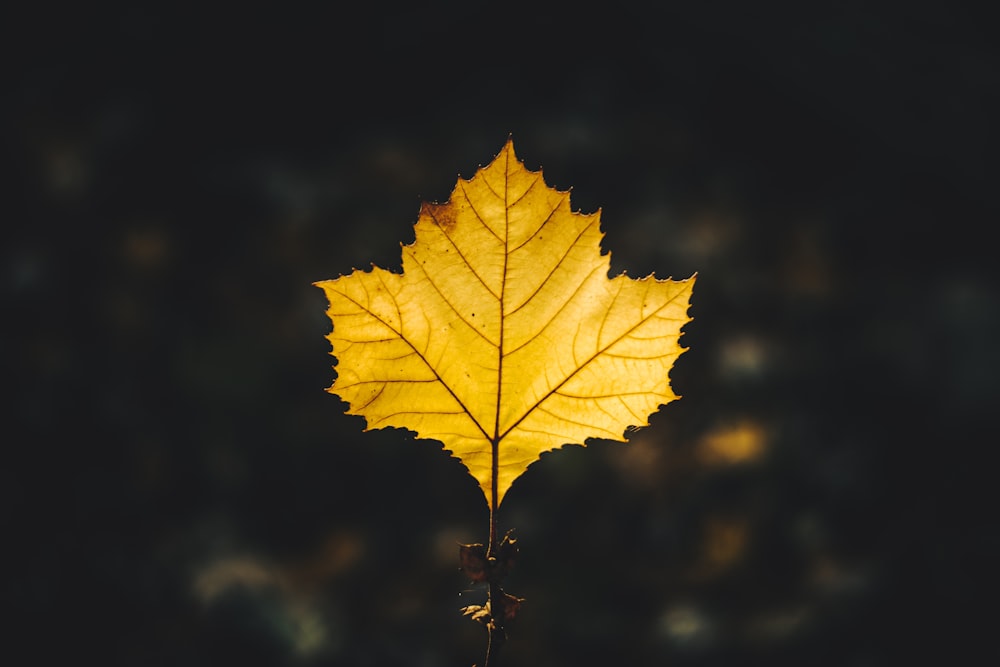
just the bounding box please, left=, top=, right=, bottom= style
left=554, top=389, right=670, bottom=399
left=353, top=382, right=386, bottom=410
left=426, top=206, right=501, bottom=300
left=458, top=180, right=503, bottom=243
left=505, top=261, right=606, bottom=356
left=500, top=286, right=689, bottom=440
left=369, top=410, right=467, bottom=427
left=403, top=246, right=497, bottom=348
left=507, top=217, right=597, bottom=316
left=510, top=193, right=565, bottom=252
left=326, top=286, right=491, bottom=440
left=617, top=395, right=643, bottom=422
left=507, top=172, right=543, bottom=209
left=339, top=378, right=438, bottom=389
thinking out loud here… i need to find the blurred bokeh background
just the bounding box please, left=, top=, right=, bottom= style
left=6, top=2, right=998, bottom=665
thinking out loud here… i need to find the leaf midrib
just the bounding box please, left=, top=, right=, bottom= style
left=490, top=147, right=512, bottom=511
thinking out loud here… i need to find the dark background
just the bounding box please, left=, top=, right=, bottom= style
left=6, top=2, right=998, bottom=665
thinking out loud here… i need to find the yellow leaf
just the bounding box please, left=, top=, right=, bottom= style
left=315, top=140, right=695, bottom=509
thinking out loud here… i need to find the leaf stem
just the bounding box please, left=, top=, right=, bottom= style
left=488, top=507, right=497, bottom=559
left=483, top=508, right=505, bottom=667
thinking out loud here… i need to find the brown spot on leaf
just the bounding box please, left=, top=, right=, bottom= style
left=425, top=201, right=458, bottom=233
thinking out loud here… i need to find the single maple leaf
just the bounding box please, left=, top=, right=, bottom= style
left=315, top=140, right=694, bottom=510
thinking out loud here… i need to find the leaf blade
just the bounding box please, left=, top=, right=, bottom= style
left=317, top=140, right=695, bottom=509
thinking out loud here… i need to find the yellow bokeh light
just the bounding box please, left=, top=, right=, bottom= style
left=696, top=420, right=768, bottom=465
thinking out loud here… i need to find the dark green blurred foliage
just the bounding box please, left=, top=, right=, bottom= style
left=5, top=2, right=998, bottom=665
